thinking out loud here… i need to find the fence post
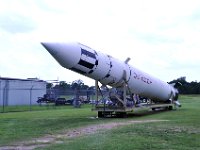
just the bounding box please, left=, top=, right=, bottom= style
left=2, top=80, right=8, bottom=113
left=30, top=85, right=34, bottom=111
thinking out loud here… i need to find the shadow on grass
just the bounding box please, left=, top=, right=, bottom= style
left=129, top=109, right=173, bottom=117
left=99, top=108, right=176, bottom=118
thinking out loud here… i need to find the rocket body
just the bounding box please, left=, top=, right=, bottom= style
left=41, top=42, right=178, bottom=102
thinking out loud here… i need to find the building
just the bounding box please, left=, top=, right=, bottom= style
left=0, top=77, right=46, bottom=106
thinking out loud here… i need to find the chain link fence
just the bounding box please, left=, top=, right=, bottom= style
left=0, top=87, right=97, bottom=113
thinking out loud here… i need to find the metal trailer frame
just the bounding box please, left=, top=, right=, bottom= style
left=92, top=80, right=175, bottom=117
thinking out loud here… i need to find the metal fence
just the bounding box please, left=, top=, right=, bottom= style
left=0, top=87, right=44, bottom=113
left=0, top=88, right=97, bottom=113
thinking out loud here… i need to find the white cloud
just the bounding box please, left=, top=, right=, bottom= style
left=0, top=0, right=200, bottom=85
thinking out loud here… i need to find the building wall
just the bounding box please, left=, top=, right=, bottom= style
left=0, top=78, right=46, bottom=106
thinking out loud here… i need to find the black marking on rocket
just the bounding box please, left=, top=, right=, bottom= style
left=106, top=61, right=112, bottom=78
left=95, top=60, right=98, bottom=65
left=105, top=74, right=110, bottom=78
left=78, top=59, right=94, bottom=69
left=88, top=60, right=99, bottom=74
left=70, top=67, right=86, bottom=74
left=88, top=70, right=94, bottom=74
left=94, top=50, right=98, bottom=55
left=107, top=60, right=117, bottom=84
left=107, top=55, right=111, bottom=58
left=110, top=61, right=112, bottom=68
left=81, top=48, right=96, bottom=59
left=100, top=58, right=113, bottom=83
left=79, top=48, right=99, bottom=74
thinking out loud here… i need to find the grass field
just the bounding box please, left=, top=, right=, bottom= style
left=0, top=95, right=200, bottom=150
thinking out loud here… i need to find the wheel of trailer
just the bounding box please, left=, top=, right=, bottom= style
left=116, top=112, right=127, bottom=118
left=168, top=106, right=173, bottom=110
left=121, top=112, right=127, bottom=118
left=98, top=111, right=104, bottom=118
left=98, top=111, right=103, bottom=118
left=115, top=112, right=120, bottom=118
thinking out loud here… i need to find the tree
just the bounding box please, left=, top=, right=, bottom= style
left=46, top=82, right=53, bottom=89
left=71, top=79, right=89, bottom=90
left=71, top=79, right=84, bottom=108
left=169, top=77, right=200, bottom=94
left=54, top=81, right=71, bottom=90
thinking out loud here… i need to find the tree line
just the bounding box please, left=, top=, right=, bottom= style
left=47, top=79, right=94, bottom=91
left=47, top=77, right=200, bottom=94
left=169, top=77, right=200, bottom=94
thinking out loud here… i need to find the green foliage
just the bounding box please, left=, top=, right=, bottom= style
left=46, top=82, right=53, bottom=89
left=55, top=81, right=71, bottom=89
left=53, top=79, right=90, bottom=90
left=169, top=77, right=200, bottom=94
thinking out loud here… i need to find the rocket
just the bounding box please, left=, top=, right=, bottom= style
left=41, top=42, right=180, bottom=105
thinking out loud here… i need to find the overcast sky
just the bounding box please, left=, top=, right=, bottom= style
left=0, top=0, right=200, bottom=85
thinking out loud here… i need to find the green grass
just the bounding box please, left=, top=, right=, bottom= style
left=53, top=122, right=199, bottom=150
left=0, top=95, right=200, bottom=150
left=0, top=102, right=82, bottom=113
left=0, top=104, right=59, bottom=113
left=39, top=95, right=200, bottom=150
left=0, top=105, right=100, bottom=146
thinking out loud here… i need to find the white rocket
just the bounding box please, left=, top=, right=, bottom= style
left=41, top=42, right=180, bottom=105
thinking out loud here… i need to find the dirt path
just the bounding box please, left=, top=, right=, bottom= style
left=0, top=119, right=168, bottom=150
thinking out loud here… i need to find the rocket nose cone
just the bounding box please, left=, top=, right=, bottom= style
left=41, top=42, right=81, bottom=69
left=41, top=42, right=59, bottom=56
